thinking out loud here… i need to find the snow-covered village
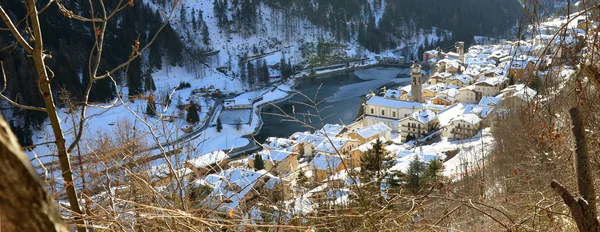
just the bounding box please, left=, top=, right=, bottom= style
left=2, top=0, right=600, bottom=231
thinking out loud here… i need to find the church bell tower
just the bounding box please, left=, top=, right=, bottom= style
left=410, top=61, right=423, bottom=103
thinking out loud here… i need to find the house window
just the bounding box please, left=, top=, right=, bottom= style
left=370, top=108, right=374, bottom=114
left=393, top=112, right=396, bottom=118
left=381, top=110, right=385, bottom=116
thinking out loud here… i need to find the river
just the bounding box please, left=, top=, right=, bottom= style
left=255, top=67, right=411, bottom=142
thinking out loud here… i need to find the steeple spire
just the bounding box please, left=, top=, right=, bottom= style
left=410, top=61, right=423, bottom=103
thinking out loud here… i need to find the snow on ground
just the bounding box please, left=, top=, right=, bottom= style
left=220, top=109, right=252, bottom=124
left=442, top=128, right=494, bottom=178
left=385, top=127, right=494, bottom=179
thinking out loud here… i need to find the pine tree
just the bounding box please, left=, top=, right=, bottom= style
left=279, top=55, right=288, bottom=81
left=191, top=8, right=197, bottom=31
left=254, top=153, right=265, bottom=170
left=356, top=97, right=366, bottom=120
left=127, top=58, right=143, bottom=96
left=146, top=95, right=156, bottom=116
left=297, top=169, right=310, bottom=188
left=143, top=69, right=156, bottom=92
left=424, top=159, right=443, bottom=184
left=247, top=61, right=256, bottom=88
left=529, top=74, right=542, bottom=91
left=201, top=23, right=210, bottom=46
left=287, top=59, right=294, bottom=76
left=360, top=139, right=392, bottom=182
left=180, top=4, right=186, bottom=24
left=239, top=57, right=247, bottom=87
left=405, top=155, right=426, bottom=194
left=216, top=118, right=223, bottom=132
left=198, top=10, right=210, bottom=45
left=177, top=95, right=183, bottom=107
left=186, top=103, right=200, bottom=124
left=260, top=59, right=270, bottom=85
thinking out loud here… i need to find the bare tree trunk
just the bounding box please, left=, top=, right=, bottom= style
left=23, top=1, right=86, bottom=231
left=0, top=114, right=67, bottom=232
left=551, top=107, right=599, bottom=232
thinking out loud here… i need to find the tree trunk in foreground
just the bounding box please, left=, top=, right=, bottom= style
left=551, top=107, right=599, bottom=232
left=0, top=114, right=67, bottom=231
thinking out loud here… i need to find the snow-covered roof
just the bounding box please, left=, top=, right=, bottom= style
left=440, top=88, right=460, bottom=98
left=224, top=97, right=252, bottom=107
left=476, top=76, right=505, bottom=87
left=425, top=103, right=447, bottom=111
left=500, top=84, right=537, bottom=102
left=431, top=96, right=451, bottom=102
left=352, top=123, right=391, bottom=139
left=437, top=103, right=476, bottom=126
left=478, top=96, right=502, bottom=107
left=315, top=124, right=345, bottom=138
left=460, top=85, right=477, bottom=91
left=252, top=150, right=296, bottom=162
left=425, top=83, right=451, bottom=92
left=448, top=74, right=473, bottom=84
left=384, top=89, right=404, bottom=99
left=264, top=137, right=296, bottom=151
left=509, top=56, right=535, bottom=70
left=315, top=138, right=351, bottom=154
left=450, top=113, right=482, bottom=125
left=366, top=96, right=423, bottom=109
left=290, top=131, right=318, bottom=143
left=402, top=109, right=438, bottom=124
left=199, top=169, right=276, bottom=210
left=310, top=154, right=344, bottom=171
left=188, top=150, right=228, bottom=168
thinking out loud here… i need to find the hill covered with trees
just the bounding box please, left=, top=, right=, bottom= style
left=264, top=0, right=523, bottom=52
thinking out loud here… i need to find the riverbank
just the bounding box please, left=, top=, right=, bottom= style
left=220, top=61, right=412, bottom=158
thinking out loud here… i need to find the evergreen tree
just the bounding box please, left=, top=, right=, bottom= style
left=238, top=0, right=257, bottom=37
left=186, top=103, right=200, bottom=124
left=198, top=10, right=211, bottom=45
left=406, top=134, right=415, bottom=142
left=146, top=95, right=156, bottom=116
left=191, top=8, right=197, bottom=30
left=239, top=57, right=247, bottom=86
left=424, top=159, right=443, bottom=184
left=216, top=118, right=223, bottom=132
left=357, top=22, right=367, bottom=47
left=10, top=121, right=33, bottom=147
left=214, top=0, right=229, bottom=31
left=279, top=55, right=288, bottom=81
left=201, top=23, right=210, bottom=46
left=180, top=4, right=186, bottom=24
left=254, top=153, right=265, bottom=170
left=143, top=69, right=157, bottom=92
left=356, top=97, right=366, bottom=120
left=287, top=59, right=294, bottom=76
left=127, top=59, right=143, bottom=96
left=405, top=155, right=426, bottom=194
left=360, top=139, right=392, bottom=182
left=529, top=74, right=542, bottom=91
left=247, top=61, right=256, bottom=89
left=177, top=95, right=183, bottom=107
left=260, top=59, right=270, bottom=85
